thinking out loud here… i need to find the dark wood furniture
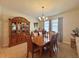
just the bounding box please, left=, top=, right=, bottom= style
left=47, top=33, right=59, bottom=57
left=9, top=17, right=30, bottom=47
left=32, top=35, right=50, bottom=57
left=27, top=35, right=41, bottom=58
left=71, top=34, right=76, bottom=48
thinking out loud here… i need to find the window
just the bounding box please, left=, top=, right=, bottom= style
left=51, top=19, right=58, bottom=33
left=44, top=20, right=49, bottom=32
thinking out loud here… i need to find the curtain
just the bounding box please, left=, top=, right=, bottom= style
left=58, top=17, right=63, bottom=42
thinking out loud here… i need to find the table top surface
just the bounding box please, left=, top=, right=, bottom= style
left=32, top=35, right=50, bottom=46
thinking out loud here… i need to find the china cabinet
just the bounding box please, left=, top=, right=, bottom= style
left=9, top=17, right=30, bottom=47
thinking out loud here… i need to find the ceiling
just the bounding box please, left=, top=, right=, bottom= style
left=0, top=0, right=79, bottom=18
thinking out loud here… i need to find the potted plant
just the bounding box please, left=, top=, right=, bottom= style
left=72, top=27, right=79, bottom=37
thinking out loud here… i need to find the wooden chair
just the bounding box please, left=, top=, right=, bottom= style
left=27, top=35, right=41, bottom=58
left=46, top=33, right=59, bottom=57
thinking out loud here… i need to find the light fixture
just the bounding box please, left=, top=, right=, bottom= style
left=38, top=6, right=48, bottom=21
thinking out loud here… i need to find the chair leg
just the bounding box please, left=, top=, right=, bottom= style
left=39, top=47, right=43, bottom=57
left=48, top=51, right=52, bottom=57
left=53, top=44, right=58, bottom=56
left=27, top=51, right=34, bottom=58
left=27, top=51, right=29, bottom=58
left=32, top=52, right=33, bottom=58
left=48, top=49, right=57, bottom=57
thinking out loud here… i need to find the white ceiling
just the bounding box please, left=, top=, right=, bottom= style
left=0, top=0, right=79, bottom=18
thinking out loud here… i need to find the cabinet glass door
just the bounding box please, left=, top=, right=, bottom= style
left=11, top=23, right=16, bottom=31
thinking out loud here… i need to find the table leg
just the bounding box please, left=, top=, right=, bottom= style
left=39, top=47, right=43, bottom=57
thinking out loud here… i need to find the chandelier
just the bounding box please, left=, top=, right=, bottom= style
left=38, top=6, right=48, bottom=21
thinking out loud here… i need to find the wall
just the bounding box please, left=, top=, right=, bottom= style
left=0, top=6, right=38, bottom=47
left=0, top=6, right=1, bottom=45
left=56, top=7, right=79, bottom=44
left=0, top=6, right=4, bottom=47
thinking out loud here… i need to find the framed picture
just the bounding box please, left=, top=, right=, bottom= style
left=34, top=22, right=38, bottom=28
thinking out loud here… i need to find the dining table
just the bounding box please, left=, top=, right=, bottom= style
left=32, top=34, right=50, bottom=56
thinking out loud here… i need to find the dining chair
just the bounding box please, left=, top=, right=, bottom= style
left=27, top=34, right=41, bottom=58
left=46, top=33, right=59, bottom=57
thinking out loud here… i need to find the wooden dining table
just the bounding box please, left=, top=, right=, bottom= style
left=32, top=35, right=50, bottom=56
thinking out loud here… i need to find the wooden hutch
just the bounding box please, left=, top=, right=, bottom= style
left=9, top=17, right=30, bottom=47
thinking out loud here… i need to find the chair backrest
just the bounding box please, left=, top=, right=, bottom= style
left=39, top=32, right=43, bottom=36
left=33, top=32, right=38, bottom=37
left=50, top=34, right=56, bottom=44
left=50, top=33, right=59, bottom=49
left=54, top=33, right=59, bottom=42
left=28, top=32, right=44, bottom=51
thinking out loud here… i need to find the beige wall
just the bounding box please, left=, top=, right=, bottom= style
left=56, top=7, right=79, bottom=44
left=0, top=6, right=3, bottom=47
left=0, top=6, right=2, bottom=46
left=0, top=7, right=38, bottom=47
